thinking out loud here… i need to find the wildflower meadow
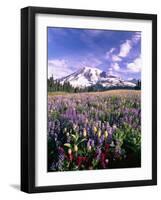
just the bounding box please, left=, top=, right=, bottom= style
left=47, top=90, right=141, bottom=171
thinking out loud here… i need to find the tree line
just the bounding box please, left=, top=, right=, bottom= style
left=48, top=76, right=86, bottom=93
left=48, top=76, right=141, bottom=93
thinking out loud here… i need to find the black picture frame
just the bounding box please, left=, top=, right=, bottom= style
left=21, top=6, right=157, bottom=193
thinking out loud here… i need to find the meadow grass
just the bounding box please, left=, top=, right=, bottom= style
left=48, top=89, right=141, bottom=97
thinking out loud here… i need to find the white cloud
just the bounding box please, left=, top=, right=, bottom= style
left=109, top=56, right=141, bottom=77
left=111, top=55, right=122, bottom=62
left=112, top=63, right=120, bottom=71
left=106, top=32, right=140, bottom=61
left=48, top=59, right=73, bottom=79
left=105, top=48, right=122, bottom=62
left=48, top=56, right=102, bottom=79
left=118, top=40, right=132, bottom=58
left=118, top=32, right=141, bottom=58
left=107, top=67, right=113, bottom=75
left=109, top=63, right=123, bottom=78
left=105, top=48, right=115, bottom=59
left=109, top=48, right=115, bottom=53
left=107, top=64, right=121, bottom=77
left=80, top=57, right=102, bottom=67
left=127, top=77, right=134, bottom=81
left=105, top=32, right=141, bottom=78
left=127, top=57, right=141, bottom=73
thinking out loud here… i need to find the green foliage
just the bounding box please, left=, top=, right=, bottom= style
left=113, top=123, right=141, bottom=153
left=51, top=111, right=60, bottom=120
left=48, top=76, right=82, bottom=93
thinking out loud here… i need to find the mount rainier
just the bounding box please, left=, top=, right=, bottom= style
left=58, top=66, right=136, bottom=89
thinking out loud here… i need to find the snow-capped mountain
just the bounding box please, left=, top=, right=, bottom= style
left=59, top=67, right=103, bottom=88
left=127, top=78, right=138, bottom=84
left=59, top=66, right=136, bottom=88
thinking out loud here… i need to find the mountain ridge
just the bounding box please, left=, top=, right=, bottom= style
left=58, top=66, right=137, bottom=89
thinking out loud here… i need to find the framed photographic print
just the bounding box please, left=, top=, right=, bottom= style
left=21, top=6, right=157, bottom=193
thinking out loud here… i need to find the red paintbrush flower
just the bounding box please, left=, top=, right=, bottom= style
left=77, top=156, right=82, bottom=166
left=100, top=152, right=108, bottom=168
left=77, top=156, right=87, bottom=167
left=69, top=154, right=73, bottom=161
left=105, top=144, right=110, bottom=153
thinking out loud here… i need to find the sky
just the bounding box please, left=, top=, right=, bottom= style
left=48, top=27, right=141, bottom=80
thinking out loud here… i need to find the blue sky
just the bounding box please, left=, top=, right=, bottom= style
left=48, top=27, right=141, bottom=80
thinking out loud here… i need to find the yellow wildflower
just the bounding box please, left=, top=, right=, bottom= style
left=74, top=145, right=78, bottom=152
left=93, top=126, right=97, bottom=133
left=97, top=130, right=101, bottom=138
left=104, top=130, right=108, bottom=139
left=83, top=128, right=87, bottom=137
